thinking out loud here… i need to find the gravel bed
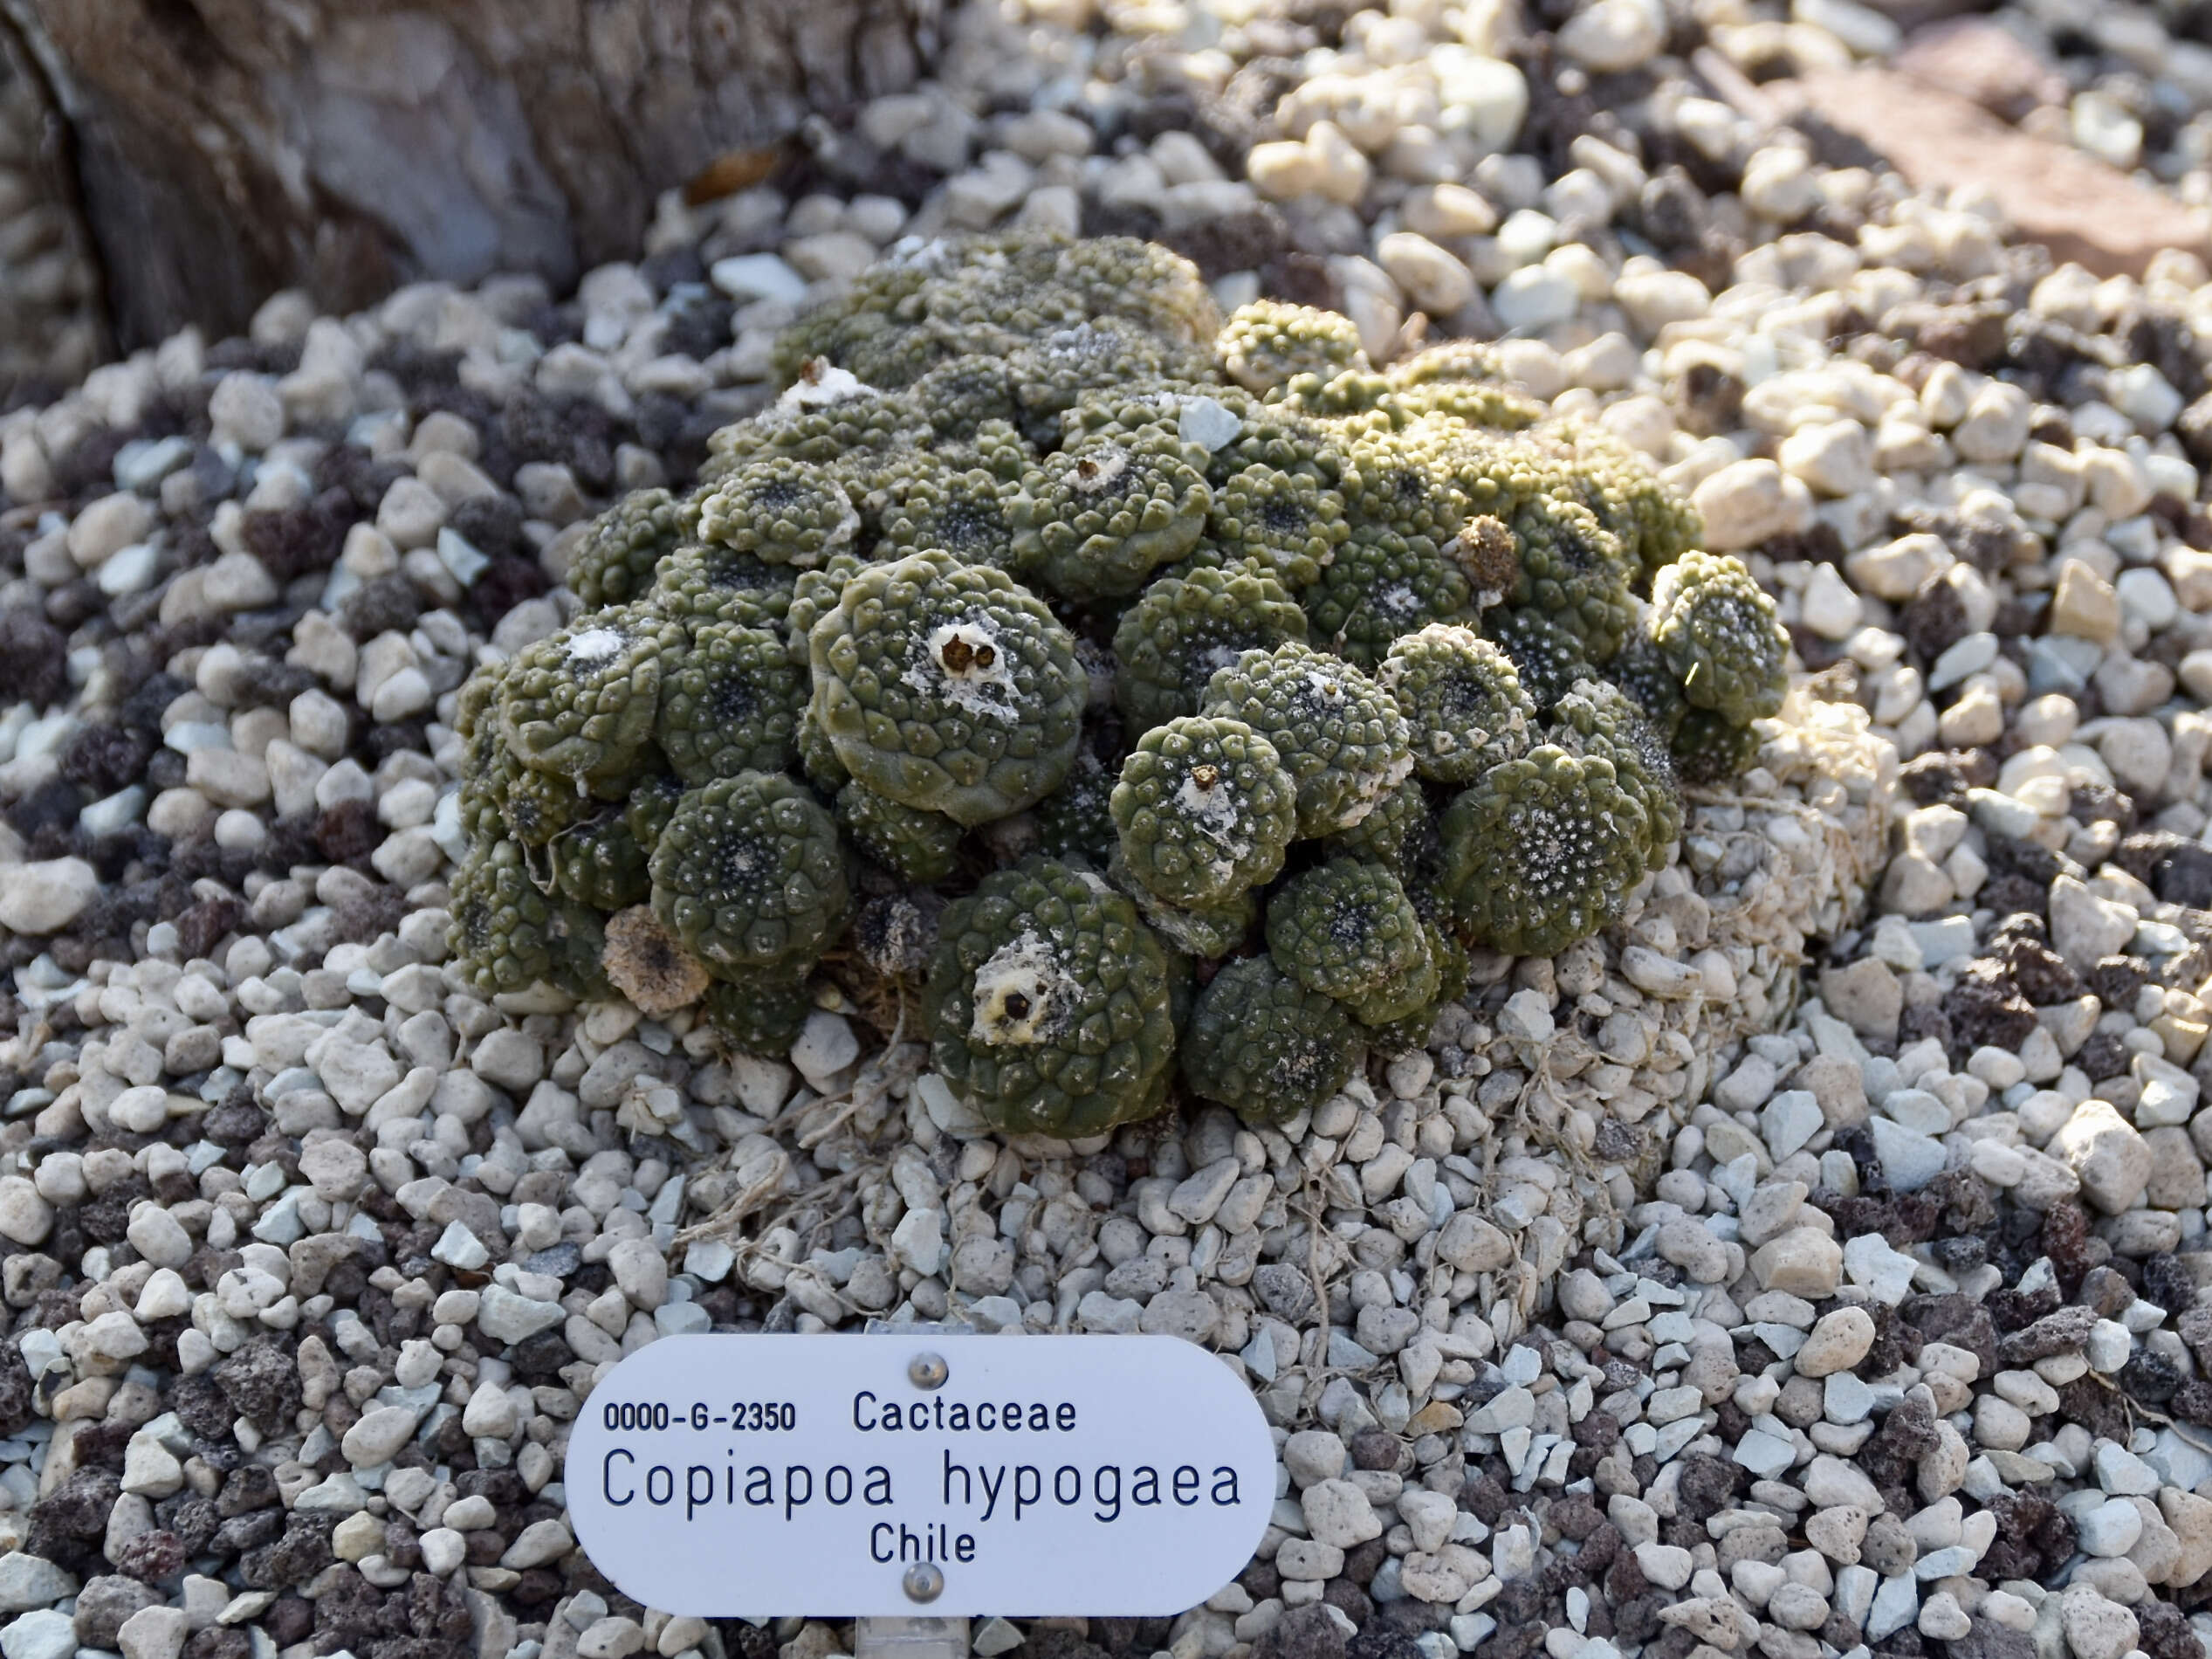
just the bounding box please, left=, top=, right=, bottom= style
left=9, top=9, right=2212, bottom=1659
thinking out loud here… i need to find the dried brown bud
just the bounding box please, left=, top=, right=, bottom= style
left=602, top=905, right=711, bottom=1015
left=1456, top=514, right=1518, bottom=600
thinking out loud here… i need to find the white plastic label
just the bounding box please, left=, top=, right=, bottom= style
left=566, top=1333, right=1275, bottom=1615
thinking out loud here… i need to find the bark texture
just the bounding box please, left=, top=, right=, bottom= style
left=0, top=0, right=940, bottom=353
left=0, top=28, right=103, bottom=397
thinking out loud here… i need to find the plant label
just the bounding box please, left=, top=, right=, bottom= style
left=567, top=1332, right=1276, bottom=1615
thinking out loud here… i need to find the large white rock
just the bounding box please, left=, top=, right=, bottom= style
left=1302, top=1478, right=1384, bottom=1548
left=117, top=1605, right=189, bottom=1659
left=1691, top=460, right=1812, bottom=552
left=1558, top=0, right=1664, bottom=72
left=0, top=857, right=99, bottom=933
left=2055, top=1099, right=2152, bottom=1215
left=1, top=1607, right=76, bottom=1659
left=1377, top=233, right=1477, bottom=316
left=0, top=1552, right=78, bottom=1612
left=341, top=1403, right=425, bottom=1468
left=476, top=1284, right=565, bottom=1344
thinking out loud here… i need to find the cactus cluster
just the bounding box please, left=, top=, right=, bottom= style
left=449, top=230, right=1788, bottom=1132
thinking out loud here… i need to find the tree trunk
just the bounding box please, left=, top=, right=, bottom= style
left=0, top=26, right=104, bottom=398
left=0, top=0, right=940, bottom=361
